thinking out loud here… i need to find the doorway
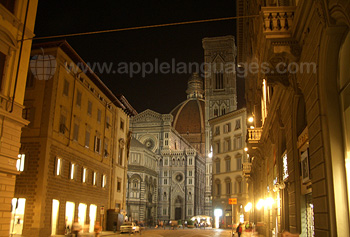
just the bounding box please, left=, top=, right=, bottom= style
left=175, top=208, right=182, bottom=220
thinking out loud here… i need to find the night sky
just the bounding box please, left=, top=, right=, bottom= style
left=34, top=0, right=244, bottom=114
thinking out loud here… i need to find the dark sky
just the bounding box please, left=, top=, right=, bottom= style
left=34, top=0, right=244, bottom=114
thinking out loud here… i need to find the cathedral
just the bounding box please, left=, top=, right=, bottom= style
left=126, top=35, right=238, bottom=223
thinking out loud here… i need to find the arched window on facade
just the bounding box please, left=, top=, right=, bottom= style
left=225, top=177, right=232, bottom=195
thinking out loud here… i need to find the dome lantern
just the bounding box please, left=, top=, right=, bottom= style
left=186, top=73, right=204, bottom=99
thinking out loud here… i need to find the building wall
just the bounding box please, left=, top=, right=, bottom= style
left=129, top=110, right=205, bottom=222
left=210, top=108, right=248, bottom=228
left=14, top=41, right=134, bottom=236
left=0, top=1, right=38, bottom=236
left=238, top=0, right=350, bottom=236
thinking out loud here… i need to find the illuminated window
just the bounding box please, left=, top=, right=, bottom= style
left=102, top=174, right=106, bottom=188
left=282, top=152, right=289, bottom=180
left=51, top=199, right=60, bottom=235
left=82, top=168, right=87, bottom=183
left=93, top=172, right=97, bottom=186
left=65, top=202, right=75, bottom=231
left=70, top=163, right=75, bottom=180
left=56, top=158, right=62, bottom=176
left=17, top=154, right=25, bottom=172
left=78, top=203, right=87, bottom=230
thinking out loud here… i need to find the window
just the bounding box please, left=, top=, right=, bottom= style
left=63, top=79, right=69, bottom=96
left=189, top=158, right=193, bottom=165
left=163, top=208, right=167, bottom=215
left=165, top=140, right=168, bottom=146
left=164, top=171, right=168, bottom=177
left=94, top=136, right=101, bottom=153
left=225, top=158, right=231, bottom=172
left=93, top=172, right=97, bottom=186
left=215, top=126, right=220, bottom=135
left=214, top=108, right=219, bottom=117
left=120, top=119, right=124, bottom=130
left=165, top=133, right=169, bottom=138
left=85, top=130, right=90, bottom=148
left=56, top=158, right=62, bottom=176
left=117, top=179, right=121, bottom=191
left=234, top=136, right=242, bottom=150
left=215, top=181, right=221, bottom=195
left=102, top=174, right=106, bottom=188
left=70, top=163, right=75, bottom=180
left=235, top=119, right=241, bottom=130
left=237, top=179, right=243, bottom=194
left=97, top=109, right=102, bottom=123
left=215, top=72, right=224, bottom=89
left=224, top=123, right=231, bottom=133
left=59, top=115, right=67, bottom=134
left=106, top=116, right=111, bottom=128
left=224, top=139, right=231, bottom=152
left=87, top=100, right=92, bottom=116
left=189, top=179, right=192, bottom=185
left=226, top=181, right=231, bottom=194
left=104, top=140, right=109, bottom=157
left=76, top=90, right=82, bottom=106
left=118, top=147, right=123, bottom=165
left=164, top=179, right=167, bottom=185
left=215, top=160, right=220, bottom=174
left=73, top=123, right=79, bottom=141
left=164, top=158, right=168, bottom=166
left=189, top=170, right=192, bottom=176
left=236, top=158, right=242, bottom=171
left=221, top=107, right=226, bottom=115
left=215, top=142, right=220, bottom=153
left=17, top=154, right=25, bottom=172
left=82, top=168, right=87, bottom=183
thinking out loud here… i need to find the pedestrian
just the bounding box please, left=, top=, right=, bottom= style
left=94, top=221, right=102, bottom=237
left=236, top=223, right=242, bottom=237
left=72, top=218, right=82, bottom=237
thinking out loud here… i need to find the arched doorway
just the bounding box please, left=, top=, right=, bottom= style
left=174, top=196, right=183, bottom=220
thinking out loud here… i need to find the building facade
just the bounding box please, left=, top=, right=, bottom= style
left=237, top=0, right=350, bottom=236
left=13, top=41, right=136, bottom=236
left=128, top=108, right=205, bottom=222
left=202, top=36, right=239, bottom=217
left=126, top=138, right=158, bottom=224
left=0, top=1, right=38, bottom=236
left=209, top=108, right=248, bottom=228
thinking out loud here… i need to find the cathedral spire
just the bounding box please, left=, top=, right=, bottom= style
left=186, top=73, right=204, bottom=99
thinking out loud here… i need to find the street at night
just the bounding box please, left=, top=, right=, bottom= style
left=1, top=1, right=350, bottom=237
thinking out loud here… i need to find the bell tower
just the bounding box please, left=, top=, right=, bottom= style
left=202, top=35, right=238, bottom=217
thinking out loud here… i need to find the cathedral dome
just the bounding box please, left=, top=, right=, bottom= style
left=170, top=73, right=205, bottom=155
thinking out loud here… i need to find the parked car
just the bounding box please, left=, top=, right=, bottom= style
left=120, top=222, right=140, bottom=233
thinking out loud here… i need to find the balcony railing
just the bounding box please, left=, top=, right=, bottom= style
left=243, top=162, right=252, bottom=178
left=247, top=128, right=262, bottom=143
left=261, top=6, right=296, bottom=38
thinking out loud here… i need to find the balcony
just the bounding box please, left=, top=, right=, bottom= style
left=247, top=128, right=262, bottom=143
left=261, top=6, right=296, bottom=39
left=243, top=162, right=252, bottom=178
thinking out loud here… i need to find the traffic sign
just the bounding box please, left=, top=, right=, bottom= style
left=229, top=198, right=237, bottom=205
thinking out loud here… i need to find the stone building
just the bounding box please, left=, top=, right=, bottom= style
left=0, top=1, right=38, bottom=236
left=209, top=108, right=248, bottom=228
left=202, top=36, right=239, bottom=217
left=237, top=0, right=350, bottom=236
left=13, top=41, right=136, bottom=236
left=128, top=76, right=207, bottom=222
left=126, top=138, right=158, bottom=223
